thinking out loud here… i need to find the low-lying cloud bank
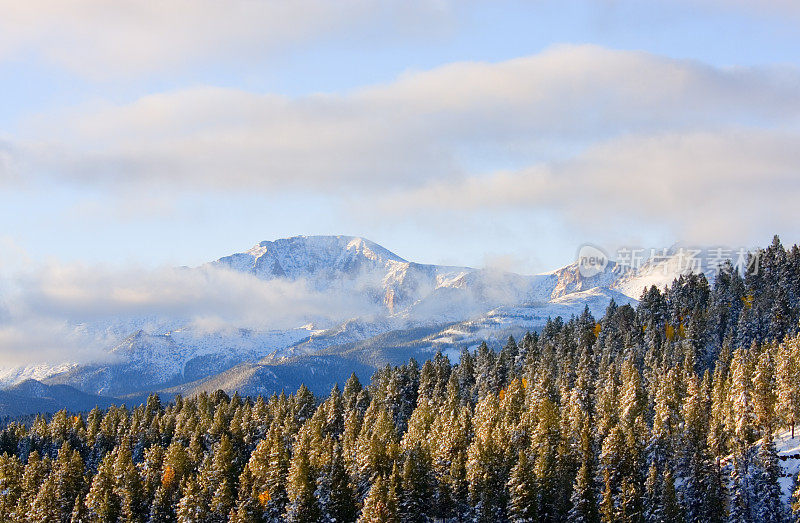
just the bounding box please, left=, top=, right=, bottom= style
left=0, top=263, right=377, bottom=366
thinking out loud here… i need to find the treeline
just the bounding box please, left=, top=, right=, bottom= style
left=1, top=237, right=800, bottom=522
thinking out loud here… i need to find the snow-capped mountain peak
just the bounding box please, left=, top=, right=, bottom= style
left=214, top=235, right=408, bottom=281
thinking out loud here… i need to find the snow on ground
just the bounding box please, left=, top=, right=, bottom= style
left=0, top=362, right=78, bottom=388
left=720, top=425, right=800, bottom=508
left=775, top=426, right=800, bottom=504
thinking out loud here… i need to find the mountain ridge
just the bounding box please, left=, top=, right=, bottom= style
left=0, top=235, right=714, bottom=411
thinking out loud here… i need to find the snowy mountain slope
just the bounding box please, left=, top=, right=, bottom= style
left=43, top=326, right=314, bottom=396
left=5, top=235, right=716, bottom=401
left=0, top=379, right=117, bottom=417
left=545, top=260, right=623, bottom=298
left=611, top=245, right=721, bottom=298
left=161, top=355, right=378, bottom=398
left=414, top=287, right=637, bottom=358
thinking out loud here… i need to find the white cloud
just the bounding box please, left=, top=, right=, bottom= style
left=0, top=263, right=377, bottom=366
left=11, top=46, right=800, bottom=192
left=384, top=129, right=800, bottom=245
left=0, top=0, right=453, bottom=78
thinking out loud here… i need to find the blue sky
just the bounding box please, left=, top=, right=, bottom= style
left=2, top=0, right=800, bottom=274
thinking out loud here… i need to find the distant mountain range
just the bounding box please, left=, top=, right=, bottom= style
left=0, top=235, right=712, bottom=416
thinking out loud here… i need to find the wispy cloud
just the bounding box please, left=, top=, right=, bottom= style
left=384, top=130, right=800, bottom=244
left=10, top=46, right=800, bottom=193
left=0, top=0, right=453, bottom=78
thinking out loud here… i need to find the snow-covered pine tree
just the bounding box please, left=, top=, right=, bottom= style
left=752, top=433, right=783, bottom=523
left=358, top=474, right=398, bottom=523
left=507, top=449, right=537, bottom=522
left=85, top=450, right=121, bottom=522
left=792, top=470, right=800, bottom=523
left=777, top=332, right=800, bottom=438
left=284, top=433, right=321, bottom=523
left=753, top=344, right=778, bottom=436
left=177, top=476, right=210, bottom=523
left=317, top=439, right=357, bottom=523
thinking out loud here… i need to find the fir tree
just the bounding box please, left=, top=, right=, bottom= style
left=176, top=476, right=209, bottom=523
left=285, top=434, right=321, bottom=523
left=358, top=474, right=398, bottom=523
left=778, top=333, right=800, bottom=438
left=792, top=470, right=800, bottom=523
left=85, top=451, right=121, bottom=523
left=317, top=440, right=356, bottom=523
left=507, top=450, right=537, bottom=522
left=753, top=433, right=783, bottom=523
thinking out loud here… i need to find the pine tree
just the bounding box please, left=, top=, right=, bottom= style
left=467, top=395, right=510, bottom=522
left=248, top=424, right=290, bottom=520
left=753, top=434, right=783, bottom=523
left=474, top=341, right=498, bottom=398
left=599, top=426, right=624, bottom=523
left=661, top=468, right=684, bottom=523
left=209, top=479, right=236, bottom=523
left=285, top=434, right=321, bottom=523
left=30, top=442, right=84, bottom=522
left=176, top=476, right=210, bottom=523
left=358, top=474, right=398, bottom=523
left=569, top=426, right=600, bottom=523
left=113, top=440, right=145, bottom=522
left=533, top=394, right=561, bottom=520
left=149, top=484, right=178, bottom=523
left=140, top=444, right=164, bottom=508
left=354, top=405, right=398, bottom=495
left=30, top=473, right=62, bottom=522
left=681, top=369, right=722, bottom=523
left=778, top=333, right=800, bottom=438
left=619, top=358, right=646, bottom=523
left=708, top=345, right=732, bottom=461
left=753, top=345, right=777, bottom=435
left=399, top=445, right=432, bottom=523
left=730, top=347, right=757, bottom=446
left=643, top=463, right=662, bottom=523
left=507, top=450, right=537, bottom=522
left=729, top=448, right=754, bottom=523
left=651, top=367, right=682, bottom=466
left=71, top=491, right=89, bottom=522
left=0, top=453, right=23, bottom=520
left=317, top=440, right=357, bottom=523
left=792, top=470, right=800, bottom=523
left=343, top=373, right=363, bottom=413
left=85, top=451, right=121, bottom=523
left=229, top=464, right=260, bottom=523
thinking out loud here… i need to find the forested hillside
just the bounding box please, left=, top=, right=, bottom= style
left=2, top=237, right=800, bottom=522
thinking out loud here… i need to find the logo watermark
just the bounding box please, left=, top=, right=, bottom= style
left=577, top=245, right=760, bottom=278
left=577, top=244, right=609, bottom=277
